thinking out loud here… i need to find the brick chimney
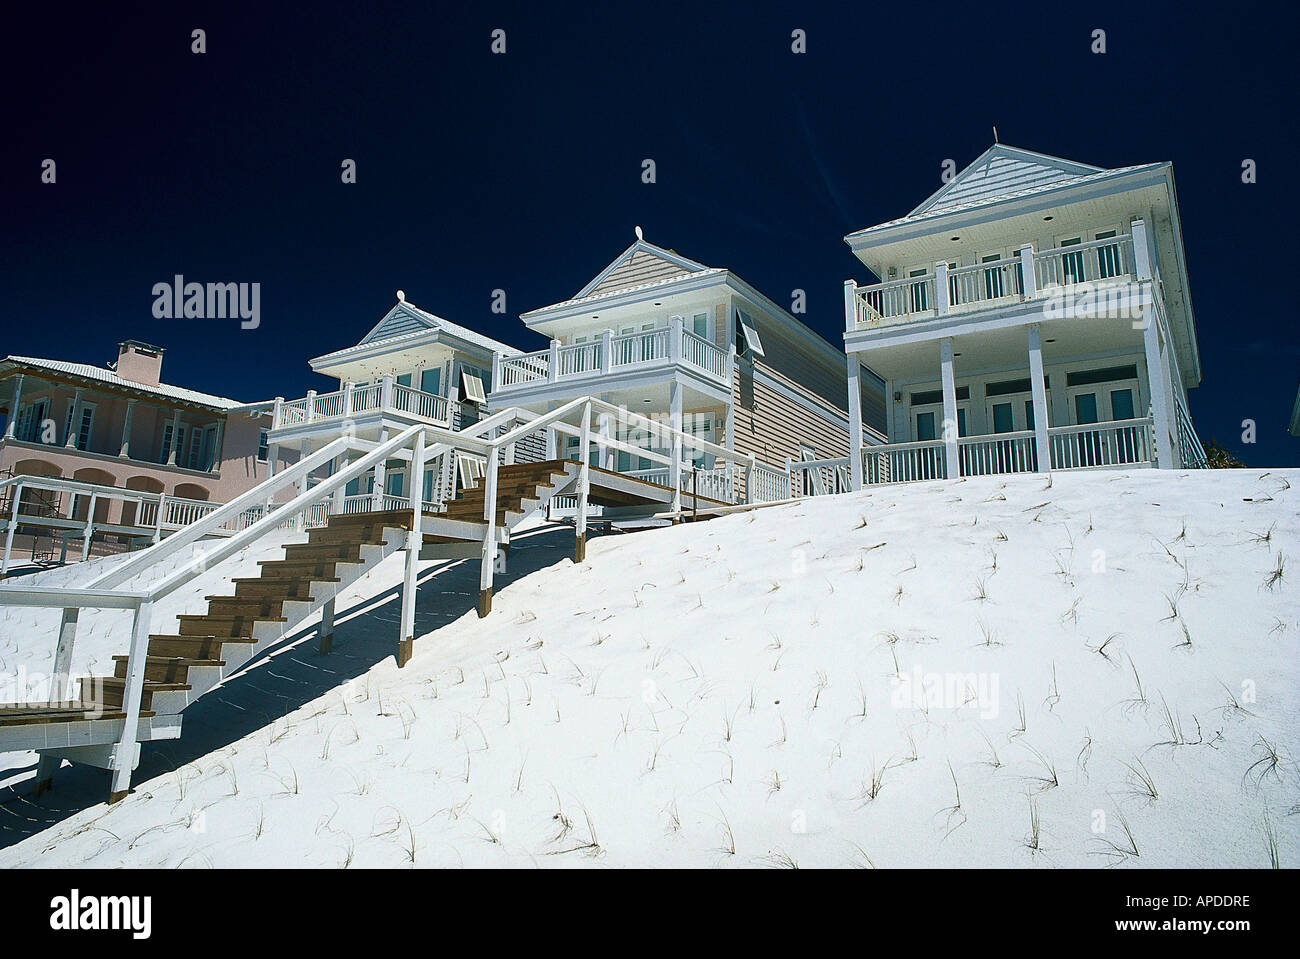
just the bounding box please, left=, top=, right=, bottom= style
left=115, top=340, right=165, bottom=387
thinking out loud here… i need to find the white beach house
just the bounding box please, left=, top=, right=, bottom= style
left=842, top=144, right=1207, bottom=488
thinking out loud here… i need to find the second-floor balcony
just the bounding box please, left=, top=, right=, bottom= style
left=271, top=379, right=454, bottom=435
left=494, top=321, right=733, bottom=397
left=849, top=233, right=1141, bottom=331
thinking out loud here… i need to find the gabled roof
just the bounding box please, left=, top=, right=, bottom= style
left=573, top=239, right=712, bottom=301
left=0, top=355, right=244, bottom=410
left=912, top=144, right=1104, bottom=217
left=343, top=299, right=520, bottom=358
left=847, top=144, right=1164, bottom=240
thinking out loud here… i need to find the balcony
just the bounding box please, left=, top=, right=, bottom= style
left=494, top=322, right=732, bottom=398
left=271, top=379, right=453, bottom=435
left=849, top=234, right=1140, bottom=331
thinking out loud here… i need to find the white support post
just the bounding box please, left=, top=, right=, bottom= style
left=398, top=430, right=425, bottom=667
left=332, top=454, right=348, bottom=515
left=64, top=390, right=84, bottom=449
left=940, top=338, right=959, bottom=479
left=491, top=352, right=502, bottom=395
left=371, top=428, right=389, bottom=510
left=597, top=407, right=614, bottom=471
left=1027, top=324, right=1051, bottom=472
left=1019, top=243, right=1037, bottom=299
left=305, top=389, right=317, bottom=423
left=843, top=279, right=858, bottom=333
left=342, top=381, right=354, bottom=418
left=1131, top=219, right=1152, bottom=280
left=271, top=395, right=283, bottom=430
left=934, top=262, right=950, bottom=315
left=669, top=379, right=683, bottom=515
left=50, top=608, right=80, bottom=701
left=2, top=481, right=22, bottom=576
left=81, top=491, right=98, bottom=561
left=3, top=373, right=22, bottom=440
left=545, top=401, right=558, bottom=459
left=548, top=340, right=560, bottom=384
left=380, top=375, right=394, bottom=412
left=846, top=354, right=864, bottom=492
left=576, top=401, right=591, bottom=562
left=109, top=598, right=153, bottom=803
left=1142, top=305, right=1175, bottom=469
left=319, top=598, right=335, bottom=655
left=600, top=330, right=613, bottom=375
left=744, top=459, right=755, bottom=505
left=153, top=491, right=166, bottom=543
left=478, top=441, right=500, bottom=617
left=297, top=439, right=310, bottom=529
left=669, top=315, right=683, bottom=365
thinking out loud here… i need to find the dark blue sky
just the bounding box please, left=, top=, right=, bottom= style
left=3, top=1, right=1296, bottom=465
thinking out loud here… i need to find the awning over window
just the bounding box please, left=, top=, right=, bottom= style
left=736, top=309, right=765, bottom=357
left=461, top=372, right=487, bottom=403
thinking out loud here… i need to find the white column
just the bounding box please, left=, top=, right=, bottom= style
left=597, top=405, right=614, bottom=471
left=399, top=431, right=425, bottom=667
left=600, top=330, right=613, bottom=375
left=380, top=375, right=394, bottom=412
left=939, top=338, right=959, bottom=479
left=165, top=409, right=182, bottom=465
left=575, top=401, right=591, bottom=562
left=332, top=453, right=348, bottom=515
left=152, top=491, right=166, bottom=543
left=108, top=598, right=153, bottom=803
left=478, top=444, right=499, bottom=617
left=118, top=399, right=136, bottom=458
left=305, top=389, right=317, bottom=422
left=1027, top=324, right=1051, bottom=472
left=843, top=279, right=858, bottom=333
left=669, top=316, right=683, bottom=365
left=1019, top=243, right=1037, bottom=299
left=341, top=381, right=354, bottom=418
left=669, top=379, right=683, bottom=513
left=49, top=608, right=80, bottom=701
left=547, top=340, right=560, bottom=383
left=490, top=352, right=502, bottom=395
left=1, top=480, right=22, bottom=576
left=1142, top=306, right=1175, bottom=469
left=81, top=492, right=98, bottom=561
left=4, top=374, right=22, bottom=440
left=1131, top=219, right=1152, bottom=280
left=64, top=390, right=84, bottom=449
left=846, top=360, right=864, bottom=492
left=319, top=598, right=336, bottom=655
left=544, top=401, right=558, bottom=459
left=371, top=427, right=389, bottom=510
left=934, top=261, right=950, bottom=315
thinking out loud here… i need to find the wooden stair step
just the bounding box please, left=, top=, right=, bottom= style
left=147, top=635, right=253, bottom=658
left=91, top=677, right=191, bottom=709
left=113, top=655, right=224, bottom=683
left=0, top=703, right=149, bottom=726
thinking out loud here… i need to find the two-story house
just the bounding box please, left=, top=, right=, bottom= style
left=264, top=294, right=528, bottom=508
left=0, top=340, right=290, bottom=524
left=491, top=232, right=884, bottom=498
left=841, top=144, right=1207, bottom=488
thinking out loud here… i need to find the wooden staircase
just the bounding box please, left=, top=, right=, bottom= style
left=0, top=509, right=414, bottom=796
left=440, top=459, right=579, bottom=527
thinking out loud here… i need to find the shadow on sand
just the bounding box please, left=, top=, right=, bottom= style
left=0, top=522, right=614, bottom=851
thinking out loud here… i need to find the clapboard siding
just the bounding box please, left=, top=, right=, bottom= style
left=732, top=362, right=850, bottom=472
left=360, top=305, right=432, bottom=344
left=587, top=250, right=693, bottom=297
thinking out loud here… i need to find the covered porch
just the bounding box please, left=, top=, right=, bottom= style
left=842, top=298, right=1185, bottom=487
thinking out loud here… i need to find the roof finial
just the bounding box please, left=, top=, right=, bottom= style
left=993, top=125, right=999, bottom=144
left=396, top=289, right=405, bottom=302
left=634, top=225, right=644, bottom=241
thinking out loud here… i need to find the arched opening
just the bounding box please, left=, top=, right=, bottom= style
left=70, top=468, right=117, bottom=523
left=171, top=482, right=210, bottom=502
left=122, top=475, right=165, bottom=527
left=10, top=459, right=63, bottom=516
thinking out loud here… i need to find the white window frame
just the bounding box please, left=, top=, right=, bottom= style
left=735, top=308, right=765, bottom=357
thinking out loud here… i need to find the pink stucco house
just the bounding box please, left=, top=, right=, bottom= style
left=0, top=340, right=295, bottom=533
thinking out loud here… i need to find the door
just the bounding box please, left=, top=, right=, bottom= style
left=1068, top=382, right=1140, bottom=465
left=987, top=394, right=1039, bottom=472
left=908, top=268, right=929, bottom=312
left=1057, top=235, right=1085, bottom=286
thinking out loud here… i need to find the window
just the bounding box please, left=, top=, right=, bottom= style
left=386, top=471, right=405, bottom=497
left=1094, top=229, right=1123, bottom=279
left=915, top=411, right=936, bottom=441
left=17, top=399, right=48, bottom=443
left=420, top=367, right=441, bottom=395
left=256, top=429, right=269, bottom=463
left=735, top=309, right=764, bottom=357
left=910, top=386, right=970, bottom=406
left=161, top=422, right=186, bottom=464
left=396, top=372, right=412, bottom=388
left=691, top=311, right=710, bottom=340
left=63, top=401, right=96, bottom=451
left=460, top=368, right=487, bottom=403
left=908, top=268, right=930, bottom=312
left=1066, top=365, right=1138, bottom=387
